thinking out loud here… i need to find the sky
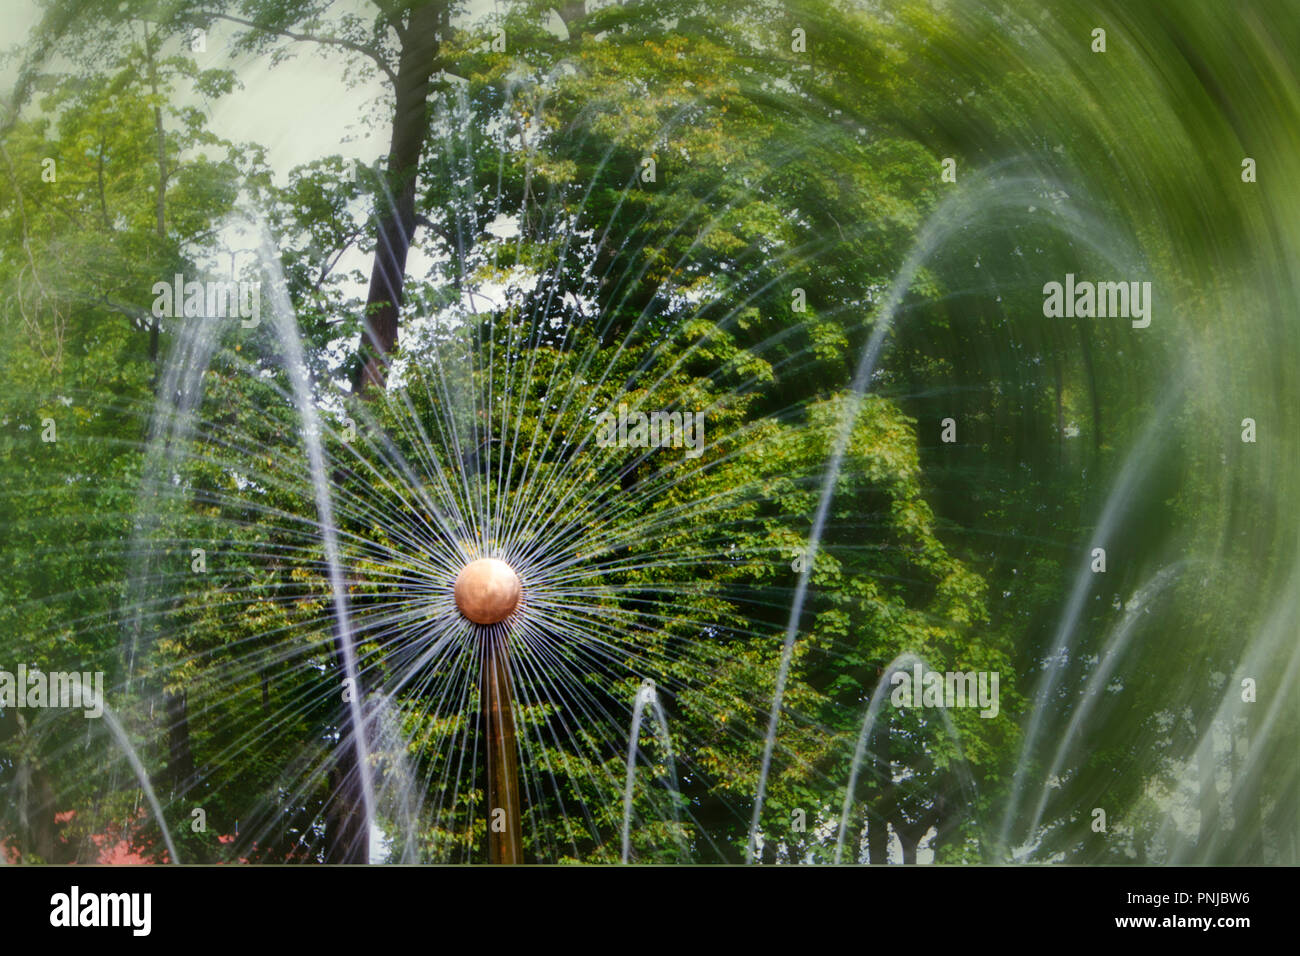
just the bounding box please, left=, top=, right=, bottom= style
left=3, top=1, right=510, bottom=173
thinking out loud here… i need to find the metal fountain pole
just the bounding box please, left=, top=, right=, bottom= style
left=456, top=557, right=525, bottom=864
left=482, top=629, right=524, bottom=864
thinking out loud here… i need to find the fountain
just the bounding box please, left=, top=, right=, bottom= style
left=1, top=0, right=1296, bottom=870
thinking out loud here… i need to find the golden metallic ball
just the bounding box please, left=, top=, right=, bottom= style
left=454, top=558, right=522, bottom=625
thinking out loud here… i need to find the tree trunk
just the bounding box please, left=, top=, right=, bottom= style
left=866, top=716, right=892, bottom=864
left=165, top=691, right=196, bottom=793
left=352, top=1, right=446, bottom=393
left=895, top=807, right=939, bottom=866
left=325, top=632, right=370, bottom=864
left=326, top=746, right=369, bottom=863
left=11, top=713, right=61, bottom=862
left=842, top=811, right=865, bottom=864
left=896, top=827, right=918, bottom=866
left=32, top=767, right=59, bottom=862
left=866, top=814, right=889, bottom=865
